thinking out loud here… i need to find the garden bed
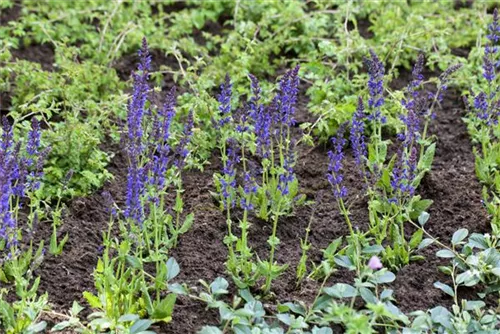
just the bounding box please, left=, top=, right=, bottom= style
left=1, top=1, right=499, bottom=333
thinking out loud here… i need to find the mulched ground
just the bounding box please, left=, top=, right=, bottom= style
left=1, top=3, right=491, bottom=333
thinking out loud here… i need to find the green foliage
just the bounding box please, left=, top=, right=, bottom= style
left=41, top=116, right=112, bottom=199
left=83, top=240, right=180, bottom=331
left=0, top=258, right=48, bottom=334
left=2, top=45, right=124, bottom=198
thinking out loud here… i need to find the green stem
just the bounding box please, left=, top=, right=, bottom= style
left=264, top=201, right=281, bottom=293
left=226, top=206, right=236, bottom=270
left=338, top=197, right=354, bottom=236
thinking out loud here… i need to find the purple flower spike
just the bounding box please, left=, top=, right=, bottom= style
left=276, top=65, right=300, bottom=127
left=249, top=74, right=272, bottom=158
left=437, top=64, right=462, bottom=103
left=1, top=117, right=47, bottom=258
left=240, top=171, right=257, bottom=211
left=350, top=97, right=367, bottom=168
left=487, top=8, right=500, bottom=45
left=27, top=118, right=41, bottom=157
left=278, top=147, right=296, bottom=196
left=365, top=50, right=385, bottom=123
left=218, top=74, right=232, bottom=127
left=483, top=9, right=500, bottom=83
left=175, top=110, right=194, bottom=170
left=327, top=125, right=347, bottom=200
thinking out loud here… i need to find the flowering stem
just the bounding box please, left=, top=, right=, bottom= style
left=337, top=197, right=354, bottom=236
left=225, top=204, right=236, bottom=271
left=264, top=200, right=281, bottom=293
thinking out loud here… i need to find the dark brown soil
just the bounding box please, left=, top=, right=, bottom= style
left=112, top=48, right=181, bottom=93
left=0, top=91, right=10, bottom=115
left=0, top=0, right=21, bottom=26
left=35, top=143, right=128, bottom=311
left=347, top=18, right=374, bottom=39
left=10, top=43, right=55, bottom=71
left=454, top=0, right=474, bottom=10
left=451, top=47, right=470, bottom=59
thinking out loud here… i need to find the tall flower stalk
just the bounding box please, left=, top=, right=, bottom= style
left=364, top=50, right=387, bottom=176
left=327, top=124, right=354, bottom=236
left=1, top=117, right=46, bottom=278
left=350, top=50, right=461, bottom=269
left=122, top=38, right=194, bottom=257
left=213, top=68, right=305, bottom=292
left=464, top=9, right=500, bottom=233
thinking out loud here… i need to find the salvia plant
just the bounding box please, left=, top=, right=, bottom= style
left=436, top=8, right=500, bottom=317
left=212, top=68, right=307, bottom=292
left=0, top=117, right=49, bottom=333
left=464, top=8, right=500, bottom=236
left=82, top=39, right=193, bottom=329
left=0, top=117, right=47, bottom=280
left=121, top=38, right=195, bottom=257
left=327, top=49, right=461, bottom=269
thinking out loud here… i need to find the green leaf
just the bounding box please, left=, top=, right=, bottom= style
left=126, top=255, right=143, bottom=269
left=456, top=270, right=480, bottom=287
left=434, top=282, right=454, bottom=297
left=50, top=321, right=72, bottom=331
left=210, top=277, right=229, bottom=295
left=0, top=267, right=7, bottom=283
left=451, top=228, right=468, bottom=245
left=334, top=255, right=354, bottom=269
left=464, top=300, right=485, bottom=311
left=409, top=229, right=423, bottom=249
left=151, top=294, right=176, bottom=322
left=411, top=200, right=433, bottom=220
left=311, top=327, right=333, bottom=334
left=166, top=257, right=180, bottom=281
left=168, top=283, right=189, bottom=295
left=359, top=287, right=377, bottom=304
left=179, top=213, right=194, bottom=234
left=491, top=267, right=500, bottom=277
left=418, top=238, right=434, bottom=250
left=198, top=326, right=223, bottom=334
left=362, top=245, right=385, bottom=254
left=418, top=211, right=430, bottom=226
left=323, top=283, right=357, bottom=298
left=372, top=271, right=396, bottom=284
left=436, top=250, right=455, bottom=258
left=130, top=319, right=153, bottom=334
left=70, top=301, right=84, bottom=316
left=118, top=314, right=139, bottom=323
left=83, top=291, right=101, bottom=308
left=28, top=321, right=47, bottom=332
left=468, top=234, right=488, bottom=249
left=418, top=143, right=436, bottom=172
left=430, top=306, right=452, bottom=329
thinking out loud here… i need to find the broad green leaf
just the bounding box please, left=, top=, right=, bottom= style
left=323, top=283, right=357, bottom=298
left=418, top=238, right=434, bottom=250
left=151, top=294, right=176, bottom=322
left=166, top=257, right=180, bottom=280
left=433, top=282, right=454, bottom=297
left=451, top=228, right=468, bottom=245
left=436, top=250, right=455, bottom=258
left=418, top=211, right=430, bottom=226
left=130, top=319, right=153, bottom=334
